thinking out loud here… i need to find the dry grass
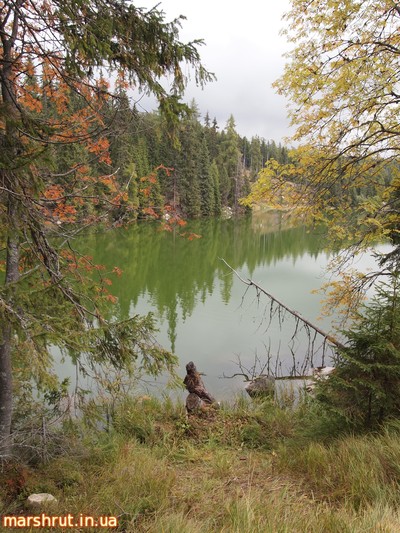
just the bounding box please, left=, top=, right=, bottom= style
left=2, top=397, right=400, bottom=532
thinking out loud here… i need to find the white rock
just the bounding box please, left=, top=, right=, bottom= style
left=26, top=493, right=58, bottom=508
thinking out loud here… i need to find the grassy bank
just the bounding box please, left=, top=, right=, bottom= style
left=2, top=396, right=400, bottom=532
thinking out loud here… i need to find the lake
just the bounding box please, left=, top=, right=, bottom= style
left=56, top=210, right=359, bottom=400
left=55, top=212, right=388, bottom=399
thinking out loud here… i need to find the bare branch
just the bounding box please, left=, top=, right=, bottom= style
left=220, top=257, right=346, bottom=351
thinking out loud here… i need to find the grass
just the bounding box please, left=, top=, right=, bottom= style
left=2, top=395, right=400, bottom=532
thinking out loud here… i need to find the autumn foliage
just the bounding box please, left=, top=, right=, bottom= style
left=0, top=0, right=213, bottom=453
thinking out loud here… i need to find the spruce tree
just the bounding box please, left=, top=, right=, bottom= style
left=316, top=273, right=400, bottom=430
left=177, top=108, right=202, bottom=217
left=198, top=135, right=215, bottom=216
left=218, top=115, right=242, bottom=206
left=210, top=160, right=222, bottom=215
left=250, top=136, right=263, bottom=176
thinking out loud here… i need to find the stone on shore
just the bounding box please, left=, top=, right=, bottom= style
left=26, top=493, right=58, bottom=509
left=245, top=376, right=275, bottom=399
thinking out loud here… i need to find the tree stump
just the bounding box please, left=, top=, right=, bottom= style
left=183, top=361, right=217, bottom=413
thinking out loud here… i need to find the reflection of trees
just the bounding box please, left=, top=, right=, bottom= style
left=78, top=214, right=327, bottom=349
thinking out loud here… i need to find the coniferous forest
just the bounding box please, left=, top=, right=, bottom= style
left=98, top=95, right=291, bottom=221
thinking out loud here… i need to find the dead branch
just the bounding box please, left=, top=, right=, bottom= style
left=220, top=258, right=346, bottom=351
left=221, top=372, right=251, bottom=381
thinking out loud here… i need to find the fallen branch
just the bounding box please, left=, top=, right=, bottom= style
left=221, top=372, right=315, bottom=381
left=220, top=258, right=346, bottom=351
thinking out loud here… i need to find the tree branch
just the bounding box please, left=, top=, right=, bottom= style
left=220, top=258, right=346, bottom=351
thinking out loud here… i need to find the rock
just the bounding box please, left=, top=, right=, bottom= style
left=186, top=393, right=205, bottom=413
left=26, top=493, right=57, bottom=509
left=221, top=206, right=233, bottom=219
left=306, top=366, right=336, bottom=394
left=245, top=376, right=275, bottom=399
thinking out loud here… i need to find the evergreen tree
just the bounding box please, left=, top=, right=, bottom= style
left=108, top=88, right=136, bottom=177
left=204, top=116, right=220, bottom=162
left=218, top=115, right=241, bottom=205
left=198, top=135, right=215, bottom=216
left=250, top=136, right=263, bottom=175
left=242, top=136, right=251, bottom=170
left=210, top=159, right=222, bottom=215
left=132, top=137, right=151, bottom=178
left=316, top=274, right=400, bottom=430
left=177, top=110, right=202, bottom=217
left=204, top=111, right=211, bottom=129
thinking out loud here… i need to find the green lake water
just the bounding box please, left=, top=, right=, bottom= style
left=57, top=210, right=361, bottom=400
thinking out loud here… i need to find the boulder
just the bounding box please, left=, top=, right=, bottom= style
left=245, top=376, right=275, bottom=399
left=185, top=393, right=205, bottom=413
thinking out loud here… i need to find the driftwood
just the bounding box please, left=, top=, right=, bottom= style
left=222, top=357, right=335, bottom=399
left=306, top=366, right=336, bottom=393
left=183, top=361, right=217, bottom=413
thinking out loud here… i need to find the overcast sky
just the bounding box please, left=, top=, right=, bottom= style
left=135, top=0, right=292, bottom=143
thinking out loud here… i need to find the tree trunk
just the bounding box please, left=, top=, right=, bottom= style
left=0, top=7, right=22, bottom=456
left=0, top=197, right=20, bottom=457
left=0, top=320, right=14, bottom=457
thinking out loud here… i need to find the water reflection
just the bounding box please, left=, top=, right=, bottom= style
left=84, top=213, right=327, bottom=335
left=73, top=213, right=339, bottom=398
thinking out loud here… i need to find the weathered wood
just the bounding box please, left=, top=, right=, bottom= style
left=183, top=361, right=218, bottom=414
left=306, top=366, right=336, bottom=394
left=183, top=361, right=216, bottom=404
left=185, top=393, right=205, bottom=413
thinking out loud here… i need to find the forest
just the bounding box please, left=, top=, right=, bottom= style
left=54, top=91, right=291, bottom=223
left=3, top=1, right=400, bottom=531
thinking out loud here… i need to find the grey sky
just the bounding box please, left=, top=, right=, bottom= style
left=135, top=0, right=292, bottom=143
